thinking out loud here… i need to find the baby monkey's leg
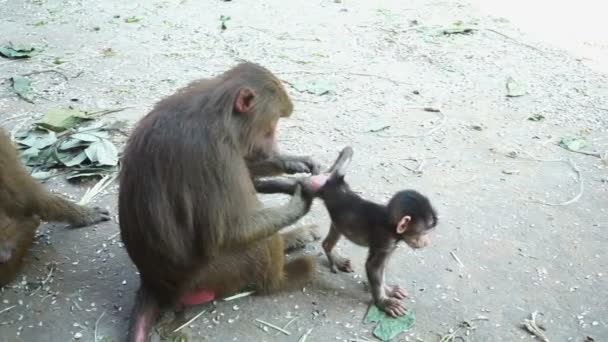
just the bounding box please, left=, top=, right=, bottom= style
left=322, top=223, right=353, bottom=273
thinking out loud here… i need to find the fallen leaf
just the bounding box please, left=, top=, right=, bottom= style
left=0, top=43, right=38, bottom=59
left=36, top=108, right=93, bottom=132
left=11, top=75, right=34, bottom=103
left=85, top=139, right=119, bottom=166
left=33, top=21, right=46, bottom=27
left=67, top=165, right=119, bottom=180
left=124, top=16, right=142, bottom=23
left=220, top=15, right=231, bottom=30
left=17, top=130, right=57, bottom=149
left=559, top=136, right=587, bottom=151
left=528, top=113, right=545, bottom=121
left=365, top=305, right=416, bottom=342
left=52, top=57, right=66, bottom=65
left=506, top=77, right=526, bottom=97
left=58, top=151, right=88, bottom=167
left=293, top=79, right=335, bottom=96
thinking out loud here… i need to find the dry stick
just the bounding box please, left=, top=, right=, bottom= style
left=274, top=316, right=299, bottom=336
left=20, top=69, right=69, bottom=81
left=94, top=310, right=106, bottom=342
left=480, top=28, right=544, bottom=53
left=255, top=319, right=291, bottom=335
left=522, top=311, right=550, bottom=342
left=173, top=309, right=207, bottom=333
left=30, top=264, right=56, bottom=296
left=377, top=108, right=446, bottom=138
left=223, top=290, right=255, bottom=301
left=0, top=114, right=29, bottom=127
left=0, top=305, right=16, bottom=315
left=277, top=69, right=407, bottom=86
left=450, top=251, right=465, bottom=268
left=520, top=153, right=584, bottom=206
left=298, top=328, right=314, bottom=342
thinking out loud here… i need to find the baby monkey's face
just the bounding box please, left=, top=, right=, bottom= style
left=403, top=228, right=431, bottom=249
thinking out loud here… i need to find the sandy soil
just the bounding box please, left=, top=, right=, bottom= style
left=0, top=0, right=607, bottom=341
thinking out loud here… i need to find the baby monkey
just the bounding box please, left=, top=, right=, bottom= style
left=310, top=147, right=438, bottom=317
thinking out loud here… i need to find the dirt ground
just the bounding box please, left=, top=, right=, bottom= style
left=1, top=0, right=607, bottom=341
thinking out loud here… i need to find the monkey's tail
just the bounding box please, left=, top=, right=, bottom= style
left=128, top=286, right=159, bottom=342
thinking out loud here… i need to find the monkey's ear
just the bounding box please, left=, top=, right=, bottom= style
left=396, top=216, right=411, bottom=234
left=235, top=88, right=255, bottom=113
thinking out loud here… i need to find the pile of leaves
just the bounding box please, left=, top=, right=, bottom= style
left=15, top=108, right=121, bottom=181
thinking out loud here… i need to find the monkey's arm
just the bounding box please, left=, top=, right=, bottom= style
left=225, top=184, right=312, bottom=250
left=247, top=154, right=321, bottom=177
left=366, top=248, right=407, bottom=317
left=253, top=177, right=299, bottom=195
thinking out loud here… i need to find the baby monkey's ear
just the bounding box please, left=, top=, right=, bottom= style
left=396, top=216, right=411, bottom=234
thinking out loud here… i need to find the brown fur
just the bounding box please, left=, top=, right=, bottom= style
left=0, top=129, right=110, bottom=287
left=118, top=62, right=320, bottom=342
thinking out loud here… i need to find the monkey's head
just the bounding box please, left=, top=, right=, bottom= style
left=388, top=190, right=438, bottom=249
left=229, top=62, right=294, bottom=160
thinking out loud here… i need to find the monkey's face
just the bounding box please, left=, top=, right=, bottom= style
left=403, top=229, right=431, bottom=249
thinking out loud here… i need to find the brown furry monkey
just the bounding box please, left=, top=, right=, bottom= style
left=118, top=62, right=322, bottom=342
left=0, top=128, right=110, bottom=287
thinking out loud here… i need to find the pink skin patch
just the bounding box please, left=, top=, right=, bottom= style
left=307, top=174, right=329, bottom=191
left=180, top=289, right=216, bottom=306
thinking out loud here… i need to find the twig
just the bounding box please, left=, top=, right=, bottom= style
left=30, top=263, right=56, bottom=296
left=20, top=69, right=69, bottom=81
left=298, top=328, right=313, bottom=342
left=275, top=316, right=299, bottom=336
left=87, top=106, right=134, bottom=118
left=522, top=311, right=550, bottom=342
left=377, top=107, right=445, bottom=138
left=223, top=290, right=254, bottom=301
left=106, top=232, right=120, bottom=241
left=0, top=114, right=29, bottom=127
left=450, top=251, right=465, bottom=268
left=277, top=69, right=408, bottom=86
left=173, top=309, right=207, bottom=333
left=0, top=305, right=16, bottom=315
left=78, top=173, right=118, bottom=205
left=94, top=310, right=106, bottom=342
left=256, top=319, right=291, bottom=335
left=481, top=28, right=544, bottom=53
left=519, top=154, right=584, bottom=206
left=557, top=144, right=602, bottom=158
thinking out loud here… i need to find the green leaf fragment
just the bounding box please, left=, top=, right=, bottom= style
left=527, top=113, right=545, bottom=121
left=11, top=75, right=34, bottom=103
left=58, top=150, right=88, bottom=167
left=85, top=139, right=119, bottom=166
left=293, top=79, right=335, bottom=96
left=559, top=136, right=587, bottom=151
left=365, top=305, right=416, bottom=342
left=506, top=77, right=526, bottom=97
left=125, top=16, right=142, bottom=23
left=17, top=130, right=57, bottom=149
left=0, top=43, right=37, bottom=59
left=36, top=108, right=93, bottom=132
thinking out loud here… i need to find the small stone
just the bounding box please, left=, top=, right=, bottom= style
left=74, top=332, right=83, bottom=339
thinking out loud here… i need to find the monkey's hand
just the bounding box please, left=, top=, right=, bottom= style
left=71, top=207, right=111, bottom=228
left=290, top=183, right=314, bottom=212
left=282, top=156, right=322, bottom=175
left=377, top=297, right=407, bottom=317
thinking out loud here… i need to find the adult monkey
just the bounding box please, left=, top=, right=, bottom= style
left=119, top=62, right=322, bottom=342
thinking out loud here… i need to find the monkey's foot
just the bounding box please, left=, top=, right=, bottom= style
left=283, top=224, right=322, bottom=251
left=72, top=207, right=111, bottom=228
left=180, top=289, right=216, bottom=306
left=333, top=256, right=354, bottom=273
left=385, top=285, right=408, bottom=299
left=377, top=297, right=407, bottom=317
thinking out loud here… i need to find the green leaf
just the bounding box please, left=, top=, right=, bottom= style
left=506, top=77, right=526, bottom=97
left=31, top=170, right=54, bottom=180
left=59, top=138, right=90, bottom=150
left=124, top=16, right=142, bottom=23
left=52, top=57, right=66, bottom=65
left=33, top=21, right=46, bottom=26
left=527, top=113, right=545, bottom=121
left=365, top=305, right=416, bottom=342
left=11, top=75, right=34, bottom=103
left=71, top=130, right=109, bottom=142
left=293, top=79, right=335, bottom=96
left=559, top=136, right=587, bottom=151
left=66, top=165, right=118, bottom=180
left=36, top=108, right=92, bottom=132
left=58, top=150, right=88, bottom=167
left=0, top=43, right=37, bottom=59
left=85, top=139, right=119, bottom=166
left=17, top=130, right=57, bottom=149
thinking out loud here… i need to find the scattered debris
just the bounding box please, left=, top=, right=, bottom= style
left=521, top=311, right=550, bottom=342
left=78, top=173, right=118, bottom=205
left=220, top=15, right=231, bottom=30
left=292, top=79, right=336, bottom=96
left=173, top=309, right=206, bottom=333
left=442, top=21, right=475, bottom=35
left=124, top=16, right=142, bottom=23
left=365, top=305, right=415, bottom=341
left=438, top=317, right=489, bottom=342
left=528, top=113, right=545, bottom=121
left=501, top=169, right=520, bottom=175
left=377, top=107, right=445, bottom=138
left=367, top=125, right=391, bottom=133
left=10, top=75, right=34, bottom=103
left=506, top=77, right=526, bottom=97
left=255, top=318, right=291, bottom=335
